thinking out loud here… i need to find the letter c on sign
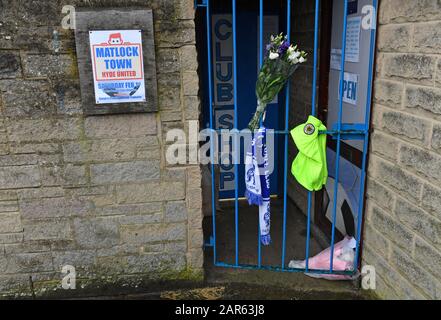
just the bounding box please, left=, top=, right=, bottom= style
left=215, top=19, right=232, bottom=40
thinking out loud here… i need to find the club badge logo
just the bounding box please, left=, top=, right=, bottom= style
left=304, top=123, right=316, bottom=135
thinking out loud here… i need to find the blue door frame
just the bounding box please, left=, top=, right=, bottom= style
left=196, top=0, right=378, bottom=275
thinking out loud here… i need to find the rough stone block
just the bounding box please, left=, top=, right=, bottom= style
left=373, top=157, right=423, bottom=202
left=20, top=197, right=91, bottom=220
left=382, top=53, right=435, bottom=85
left=413, top=21, right=441, bottom=53
left=0, top=51, right=21, bottom=78
left=432, top=123, right=441, bottom=153
left=118, top=213, right=163, bottom=225
left=184, top=95, right=200, bottom=120
left=363, top=224, right=390, bottom=256
left=63, top=164, right=88, bottom=186
left=52, top=250, right=97, bottom=270
left=182, top=71, right=199, bottom=96
left=437, top=59, right=441, bottom=88
left=165, top=201, right=187, bottom=223
left=63, top=139, right=137, bottom=163
left=84, top=114, right=157, bottom=139
left=187, top=249, right=204, bottom=271
left=0, top=213, right=22, bottom=233
left=366, top=179, right=395, bottom=212
left=395, top=198, right=441, bottom=246
left=0, top=200, right=18, bottom=213
left=406, top=84, right=441, bottom=116
left=91, top=160, right=160, bottom=184
left=157, top=72, right=181, bottom=110
left=0, top=80, right=56, bottom=117
left=374, top=79, right=403, bottom=108
left=362, top=246, right=426, bottom=300
left=0, top=165, right=41, bottom=189
left=377, top=24, right=411, bottom=52
left=379, top=0, right=441, bottom=24
left=53, top=80, right=82, bottom=115
left=155, top=20, right=196, bottom=48
left=125, top=253, right=186, bottom=274
left=156, top=48, right=180, bottom=74
left=0, top=190, right=17, bottom=201
left=179, top=45, right=198, bottom=71
left=370, top=130, right=400, bottom=161
left=73, top=217, right=120, bottom=249
left=421, top=183, right=441, bottom=219
left=371, top=205, right=414, bottom=253
left=188, top=228, right=203, bottom=249
left=23, top=219, right=71, bottom=241
left=176, top=0, right=196, bottom=20
left=0, top=233, right=24, bottom=245
left=95, top=202, right=162, bottom=217
left=11, top=142, right=60, bottom=155
left=121, top=223, right=186, bottom=244
left=5, top=253, right=53, bottom=274
left=117, top=181, right=186, bottom=204
left=414, top=237, right=441, bottom=279
left=381, top=110, right=430, bottom=143
left=7, top=118, right=81, bottom=143
left=391, top=247, right=441, bottom=299
left=22, top=54, right=74, bottom=78
left=399, top=144, right=441, bottom=181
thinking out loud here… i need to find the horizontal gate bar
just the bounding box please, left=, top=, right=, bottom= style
left=215, top=262, right=357, bottom=276
left=212, top=129, right=368, bottom=135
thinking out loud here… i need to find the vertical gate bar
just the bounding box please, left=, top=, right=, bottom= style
left=281, top=0, right=291, bottom=269
left=354, top=0, right=378, bottom=271
left=329, top=0, right=349, bottom=272
left=232, top=0, right=239, bottom=266
left=205, top=0, right=217, bottom=264
left=305, top=0, right=320, bottom=272
left=258, top=0, right=263, bottom=268
left=310, top=0, right=320, bottom=118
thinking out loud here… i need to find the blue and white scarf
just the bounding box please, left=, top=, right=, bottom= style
left=245, top=127, right=271, bottom=246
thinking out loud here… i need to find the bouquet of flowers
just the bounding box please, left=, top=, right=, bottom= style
left=248, top=33, right=307, bottom=131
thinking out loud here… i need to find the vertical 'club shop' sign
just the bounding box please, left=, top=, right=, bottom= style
left=89, top=30, right=146, bottom=104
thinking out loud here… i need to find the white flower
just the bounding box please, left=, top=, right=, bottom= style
left=289, top=57, right=299, bottom=64
left=290, top=51, right=301, bottom=59
left=269, top=52, right=279, bottom=60
left=287, top=45, right=295, bottom=54
left=299, top=56, right=306, bottom=63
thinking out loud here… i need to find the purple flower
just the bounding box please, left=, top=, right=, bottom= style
left=278, top=40, right=290, bottom=55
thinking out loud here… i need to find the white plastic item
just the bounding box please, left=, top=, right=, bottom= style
left=288, top=236, right=358, bottom=280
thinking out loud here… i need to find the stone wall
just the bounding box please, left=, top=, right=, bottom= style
left=0, top=0, right=203, bottom=297
left=362, top=0, right=441, bottom=300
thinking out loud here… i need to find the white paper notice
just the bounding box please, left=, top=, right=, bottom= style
left=330, top=16, right=361, bottom=70
left=345, top=16, right=361, bottom=63
left=89, top=30, right=146, bottom=104
left=330, top=48, right=343, bottom=71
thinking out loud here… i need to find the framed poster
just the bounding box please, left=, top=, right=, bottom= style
left=89, top=30, right=146, bottom=104
left=75, top=8, right=158, bottom=115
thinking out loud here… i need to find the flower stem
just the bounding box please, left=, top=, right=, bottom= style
left=248, top=101, right=267, bottom=131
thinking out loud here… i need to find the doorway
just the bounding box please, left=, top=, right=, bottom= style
left=195, top=0, right=378, bottom=275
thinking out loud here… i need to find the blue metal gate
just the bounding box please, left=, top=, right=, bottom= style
left=196, top=0, right=378, bottom=276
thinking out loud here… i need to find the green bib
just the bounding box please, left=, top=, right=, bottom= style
left=290, top=115, right=328, bottom=191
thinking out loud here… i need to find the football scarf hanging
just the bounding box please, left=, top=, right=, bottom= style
left=245, top=127, right=271, bottom=245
